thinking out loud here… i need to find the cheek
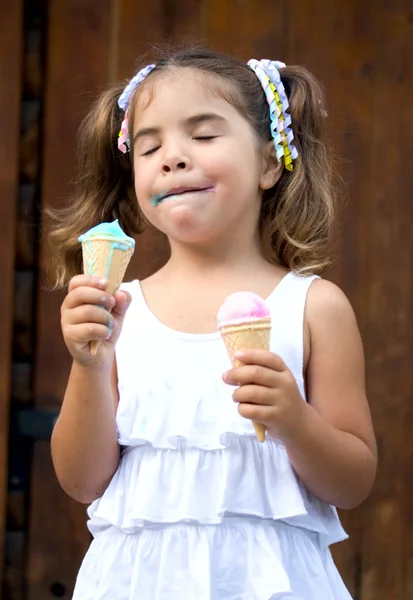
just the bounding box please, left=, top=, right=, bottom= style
left=133, top=173, right=153, bottom=217
left=133, top=161, right=154, bottom=197
left=204, top=150, right=246, bottom=184
left=214, top=154, right=259, bottom=193
left=211, top=139, right=258, bottom=178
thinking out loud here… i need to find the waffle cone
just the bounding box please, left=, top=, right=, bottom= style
left=81, top=236, right=134, bottom=356
left=220, top=318, right=271, bottom=442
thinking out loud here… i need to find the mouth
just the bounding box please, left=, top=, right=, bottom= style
left=151, top=185, right=215, bottom=206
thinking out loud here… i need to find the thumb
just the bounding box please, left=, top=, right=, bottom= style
left=109, top=291, right=132, bottom=344
left=112, top=290, right=132, bottom=322
left=106, top=290, right=132, bottom=347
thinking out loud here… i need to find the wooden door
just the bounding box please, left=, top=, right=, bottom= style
left=0, top=0, right=409, bottom=598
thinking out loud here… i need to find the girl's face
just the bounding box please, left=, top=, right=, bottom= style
left=132, top=69, right=277, bottom=247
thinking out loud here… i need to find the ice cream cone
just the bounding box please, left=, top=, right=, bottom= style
left=79, top=221, right=135, bottom=356
left=81, top=236, right=134, bottom=295
left=220, top=317, right=271, bottom=442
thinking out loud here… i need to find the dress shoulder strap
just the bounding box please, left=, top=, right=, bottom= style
left=266, top=272, right=320, bottom=399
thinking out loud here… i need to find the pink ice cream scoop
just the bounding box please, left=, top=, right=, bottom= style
left=217, top=291, right=271, bottom=329
left=217, top=291, right=271, bottom=443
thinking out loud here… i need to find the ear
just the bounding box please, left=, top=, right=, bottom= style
left=259, top=141, right=283, bottom=191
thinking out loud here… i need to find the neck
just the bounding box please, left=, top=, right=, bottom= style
left=163, top=230, right=268, bottom=283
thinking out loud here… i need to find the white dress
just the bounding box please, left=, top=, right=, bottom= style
left=72, top=272, right=352, bottom=600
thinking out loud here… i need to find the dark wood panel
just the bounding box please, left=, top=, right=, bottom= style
left=27, top=443, right=90, bottom=600
left=3, top=532, right=25, bottom=600
left=0, top=0, right=24, bottom=584
left=205, top=0, right=290, bottom=59
left=16, top=185, right=37, bottom=269
left=288, top=1, right=379, bottom=593
left=166, top=0, right=204, bottom=40
left=360, top=4, right=413, bottom=598
left=117, top=0, right=166, bottom=78
left=27, top=1, right=113, bottom=598
left=13, top=272, right=35, bottom=360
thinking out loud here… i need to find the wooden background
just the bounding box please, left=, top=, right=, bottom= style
left=0, top=0, right=412, bottom=598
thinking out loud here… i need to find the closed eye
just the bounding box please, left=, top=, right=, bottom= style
left=142, top=146, right=160, bottom=156
left=142, top=136, right=217, bottom=155
left=194, top=136, right=217, bottom=141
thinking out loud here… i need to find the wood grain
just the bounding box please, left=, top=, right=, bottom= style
left=360, top=3, right=413, bottom=598
left=28, top=1, right=112, bottom=598
left=287, top=1, right=379, bottom=594
left=204, top=0, right=290, bottom=59
left=165, top=0, right=204, bottom=40
left=0, top=0, right=23, bottom=585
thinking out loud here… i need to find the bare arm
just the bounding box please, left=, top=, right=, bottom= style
left=283, top=279, right=377, bottom=509
left=51, top=359, right=120, bottom=504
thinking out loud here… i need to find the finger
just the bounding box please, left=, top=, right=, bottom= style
left=238, top=402, right=274, bottom=423
left=233, top=349, right=285, bottom=371
left=64, top=286, right=116, bottom=311
left=65, top=322, right=113, bottom=344
left=223, top=364, right=278, bottom=387
left=63, top=304, right=115, bottom=329
left=68, top=275, right=109, bottom=293
left=112, top=290, right=132, bottom=320
left=232, top=384, right=275, bottom=406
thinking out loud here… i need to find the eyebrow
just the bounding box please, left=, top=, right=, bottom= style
left=133, top=113, right=227, bottom=144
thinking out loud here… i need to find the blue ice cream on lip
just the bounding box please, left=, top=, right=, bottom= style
left=78, top=219, right=135, bottom=251
left=150, top=185, right=216, bottom=207
left=150, top=191, right=168, bottom=207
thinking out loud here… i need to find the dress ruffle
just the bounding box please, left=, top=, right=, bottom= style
left=74, top=518, right=351, bottom=600
left=87, top=437, right=347, bottom=549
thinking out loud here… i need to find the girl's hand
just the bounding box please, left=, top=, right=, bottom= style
left=61, top=275, right=131, bottom=368
left=223, top=349, right=306, bottom=441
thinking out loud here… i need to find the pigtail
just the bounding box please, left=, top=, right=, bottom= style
left=47, top=84, right=142, bottom=288
left=259, top=66, right=335, bottom=274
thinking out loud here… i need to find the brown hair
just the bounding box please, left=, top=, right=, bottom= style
left=48, top=46, right=335, bottom=288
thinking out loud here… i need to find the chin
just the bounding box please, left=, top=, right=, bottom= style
left=166, top=227, right=218, bottom=246
left=165, top=223, right=224, bottom=246
left=156, top=206, right=223, bottom=244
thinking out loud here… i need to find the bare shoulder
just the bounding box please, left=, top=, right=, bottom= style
left=305, top=277, right=365, bottom=394
left=306, top=278, right=357, bottom=325
left=305, top=278, right=362, bottom=351
left=304, top=279, right=361, bottom=368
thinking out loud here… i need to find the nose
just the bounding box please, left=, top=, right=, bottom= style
left=161, top=140, right=192, bottom=173
left=162, top=159, right=187, bottom=173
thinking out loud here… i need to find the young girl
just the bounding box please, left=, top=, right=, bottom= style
left=50, top=47, right=376, bottom=599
